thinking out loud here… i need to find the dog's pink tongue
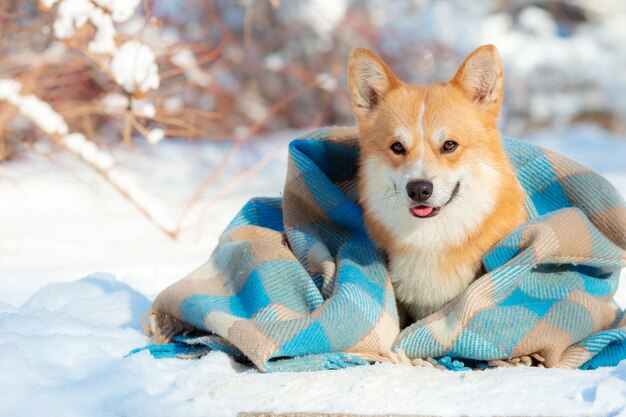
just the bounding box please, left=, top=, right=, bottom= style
left=411, top=206, right=434, bottom=217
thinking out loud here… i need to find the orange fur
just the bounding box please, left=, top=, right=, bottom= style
left=348, top=45, right=528, bottom=323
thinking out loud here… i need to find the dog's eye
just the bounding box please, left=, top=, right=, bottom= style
left=390, top=142, right=406, bottom=155
left=441, top=140, right=458, bottom=153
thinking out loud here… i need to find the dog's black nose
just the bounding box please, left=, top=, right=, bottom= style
left=406, top=180, right=433, bottom=202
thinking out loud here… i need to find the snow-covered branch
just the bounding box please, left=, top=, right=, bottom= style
left=40, top=0, right=140, bottom=54
left=0, top=79, right=177, bottom=239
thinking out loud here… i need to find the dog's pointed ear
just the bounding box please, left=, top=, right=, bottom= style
left=348, top=48, right=398, bottom=117
left=452, top=45, right=503, bottom=117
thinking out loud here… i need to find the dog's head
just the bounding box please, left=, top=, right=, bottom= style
left=349, top=45, right=512, bottom=245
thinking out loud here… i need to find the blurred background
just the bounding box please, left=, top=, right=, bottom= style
left=1, top=0, right=625, bottom=305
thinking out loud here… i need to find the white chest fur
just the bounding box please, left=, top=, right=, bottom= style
left=360, top=156, right=501, bottom=321
left=389, top=249, right=479, bottom=321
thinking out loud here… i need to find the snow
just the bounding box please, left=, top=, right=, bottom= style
left=101, top=92, right=130, bottom=113
left=170, top=48, right=212, bottom=87
left=94, top=0, right=140, bottom=23
left=0, top=79, right=69, bottom=136
left=300, top=0, right=348, bottom=36
left=39, top=0, right=161, bottom=105
left=132, top=98, right=157, bottom=118
left=51, top=0, right=93, bottom=40
left=111, top=41, right=160, bottom=94
left=518, top=6, right=559, bottom=36
left=87, top=7, right=117, bottom=54
left=3, top=286, right=625, bottom=417
left=101, top=93, right=160, bottom=119
left=147, top=129, right=165, bottom=145
left=39, top=0, right=60, bottom=9
left=0, top=81, right=175, bottom=251
left=0, top=78, right=22, bottom=98
left=0, top=130, right=293, bottom=305
left=316, top=73, right=339, bottom=92
left=264, top=53, right=286, bottom=72
left=354, top=0, right=626, bottom=136
left=63, top=133, right=115, bottom=169
left=1, top=126, right=626, bottom=416
left=10, top=1, right=626, bottom=413
left=45, top=0, right=141, bottom=54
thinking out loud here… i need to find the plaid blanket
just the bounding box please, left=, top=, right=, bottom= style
left=141, top=127, right=626, bottom=372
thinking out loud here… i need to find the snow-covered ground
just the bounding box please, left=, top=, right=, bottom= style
left=1, top=126, right=626, bottom=417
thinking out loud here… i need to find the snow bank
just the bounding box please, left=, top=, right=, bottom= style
left=0, top=126, right=625, bottom=416
left=2, top=274, right=626, bottom=417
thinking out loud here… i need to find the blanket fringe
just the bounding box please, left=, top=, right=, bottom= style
left=353, top=350, right=547, bottom=370
left=139, top=306, right=550, bottom=369
left=141, top=308, right=196, bottom=344
left=351, top=349, right=445, bottom=370
left=488, top=353, right=546, bottom=368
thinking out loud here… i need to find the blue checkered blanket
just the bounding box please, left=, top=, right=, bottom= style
left=140, top=127, right=626, bottom=372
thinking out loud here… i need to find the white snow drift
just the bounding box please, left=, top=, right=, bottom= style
left=1, top=126, right=626, bottom=416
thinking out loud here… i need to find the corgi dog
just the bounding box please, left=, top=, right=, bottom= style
left=348, top=45, right=528, bottom=325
